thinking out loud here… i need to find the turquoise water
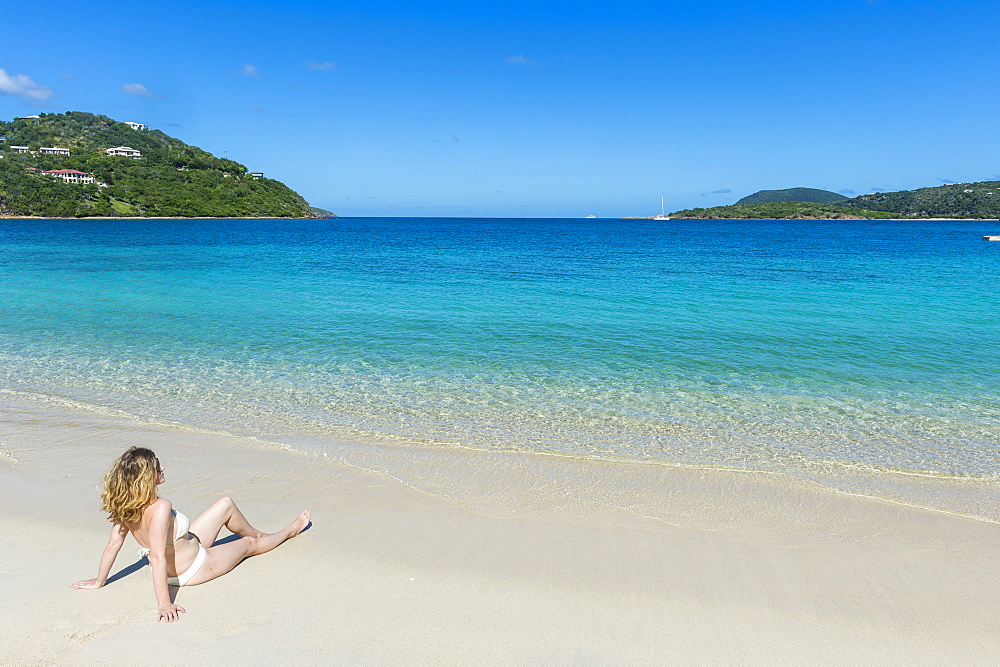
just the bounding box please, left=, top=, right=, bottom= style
left=1, top=217, right=998, bottom=513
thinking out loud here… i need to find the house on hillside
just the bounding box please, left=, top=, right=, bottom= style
left=124, top=121, right=147, bottom=131
left=250, top=172, right=264, bottom=179
left=10, top=146, right=30, bottom=153
left=39, top=147, right=70, bottom=155
left=106, top=146, right=142, bottom=158
left=44, top=169, right=95, bottom=184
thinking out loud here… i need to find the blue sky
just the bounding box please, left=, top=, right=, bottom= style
left=2, top=0, right=998, bottom=217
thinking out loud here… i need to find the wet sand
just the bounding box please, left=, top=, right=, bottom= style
left=2, top=394, right=998, bottom=663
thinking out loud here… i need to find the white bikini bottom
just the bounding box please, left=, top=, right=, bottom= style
left=167, top=542, right=207, bottom=586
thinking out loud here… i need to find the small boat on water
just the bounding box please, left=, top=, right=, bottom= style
left=653, top=196, right=670, bottom=220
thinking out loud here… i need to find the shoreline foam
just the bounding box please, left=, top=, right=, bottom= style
left=6, top=386, right=1000, bottom=528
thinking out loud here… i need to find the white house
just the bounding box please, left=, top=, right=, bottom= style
left=44, top=169, right=95, bottom=184
left=39, top=147, right=70, bottom=155
left=250, top=172, right=264, bottom=179
left=106, top=146, right=142, bottom=158
left=10, top=146, right=30, bottom=153
left=124, top=121, right=147, bottom=131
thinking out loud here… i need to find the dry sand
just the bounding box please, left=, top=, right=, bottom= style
left=2, top=394, right=998, bottom=664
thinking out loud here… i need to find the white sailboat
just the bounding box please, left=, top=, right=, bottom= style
left=653, top=196, right=670, bottom=220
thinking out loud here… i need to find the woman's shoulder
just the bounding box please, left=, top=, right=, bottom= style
left=136, top=498, right=174, bottom=534
left=125, top=498, right=173, bottom=534
left=143, top=497, right=173, bottom=518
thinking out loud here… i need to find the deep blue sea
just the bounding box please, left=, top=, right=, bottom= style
left=2, top=217, right=998, bottom=516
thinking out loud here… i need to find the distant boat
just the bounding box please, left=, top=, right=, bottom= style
left=585, top=214, right=598, bottom=218
left=653, top=196, right=670, bottom=220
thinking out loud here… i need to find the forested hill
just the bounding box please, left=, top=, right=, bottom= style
left=0, top=111, right=314, bottom=217
left=672, top=180, right=1000, bottom=219
left=668, top=201, right=898, bottom=220
left=736, top=187, right=848, bottom=205
left=837, top=181, right=1000, bottom=218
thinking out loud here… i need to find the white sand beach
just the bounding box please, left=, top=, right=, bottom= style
left=2, top=394, right=999, bottom=664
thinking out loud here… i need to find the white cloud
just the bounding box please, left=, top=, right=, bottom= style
left=242, top=64, right=259, bottom=78
left=121, top=83, right=155, bottom=97
left=0, top=68, right=54, bottom=100
left=504, top=54, right=536, bottom=66
left=307, top=61, right=337, bottom=71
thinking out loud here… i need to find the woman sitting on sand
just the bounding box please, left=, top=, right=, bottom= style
left=71, top=446, right=310, bottom=622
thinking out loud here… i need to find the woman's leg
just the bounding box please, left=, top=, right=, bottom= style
left=184, top=510, right=311, bottom=586
left=189, top=496, right=265, bottom=546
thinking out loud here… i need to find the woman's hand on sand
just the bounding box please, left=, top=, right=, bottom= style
left=157, top=603, right=186, bottom=623
left=69, top=578, right=104, bottom=589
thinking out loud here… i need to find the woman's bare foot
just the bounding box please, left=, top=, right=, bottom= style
left=288, top=510, right=311, bottom=537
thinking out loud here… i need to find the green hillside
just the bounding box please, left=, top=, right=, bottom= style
left=309, top=206, right=338, bottom=218
left=0, top=111, right=313, bottom=217
left=736, top=187, right=848, bottom=205
left=670, top=201, right=897, bottom=220
left=837, top=181, right=1000, bottom=218
left=672, top=181, right=1000, bottom=219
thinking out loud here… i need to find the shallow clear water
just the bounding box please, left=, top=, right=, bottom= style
left=1, top=217, right=998, bottom=514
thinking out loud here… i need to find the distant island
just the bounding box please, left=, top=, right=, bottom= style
left=735, top=187, right=848, bottom=206
left=0, top=111, right=317, bottom=218
left=671, top=182, right=1000, bottom=219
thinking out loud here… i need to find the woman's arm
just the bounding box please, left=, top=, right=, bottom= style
left=145, top=499, right=186, bottom=622
left=70, top=522, right=129, bottom=589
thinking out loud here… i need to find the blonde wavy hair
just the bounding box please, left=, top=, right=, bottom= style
left=101, top=447, right=159, bottom=524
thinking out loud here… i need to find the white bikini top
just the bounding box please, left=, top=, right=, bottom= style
left=171, top=509, right=191, bottom=541
left=137, top=509, right=191, bottom=558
